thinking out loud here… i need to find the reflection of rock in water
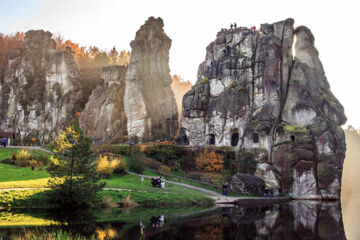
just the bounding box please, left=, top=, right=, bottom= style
left=229, top=201, right=346, bottom=239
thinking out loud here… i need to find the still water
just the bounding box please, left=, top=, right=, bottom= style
left=0, top=199, right=353, bottom=240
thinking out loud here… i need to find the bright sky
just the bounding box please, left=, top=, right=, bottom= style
left=1, top=0, right=359, bottom=127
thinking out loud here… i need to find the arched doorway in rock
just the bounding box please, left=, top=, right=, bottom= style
left=231, top=132, right=239, bottom=146
left=209, top=134, right=215, bottom=145
left=290, top=135, right=296, bottom=142
left=253, top=133, right=259, bottom=143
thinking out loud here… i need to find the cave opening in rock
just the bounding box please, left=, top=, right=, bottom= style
left=231, top=132, right=239, bottom=146
left=253, top=133, right=259, bottom=143
left=290, top=135, right=296, bottom=142
left=209, top=134, right=215, bottom=145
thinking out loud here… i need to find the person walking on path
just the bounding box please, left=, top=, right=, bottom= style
left=161, top=177, right=165, bottom=188
left=222, top=182, right=229, bottom=196
left=2, top=137, right=7, bottom=148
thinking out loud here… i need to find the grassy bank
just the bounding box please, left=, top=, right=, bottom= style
left=0, top=173, right=214, bottom=209
left=0, top=148, right=214, bottom=209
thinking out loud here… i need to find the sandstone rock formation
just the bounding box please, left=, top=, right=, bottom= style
left=171, top=75, right=192, bottom=130
left=0, top=30, right=82, bottom=143
left=79, top=65, right=127, bottom=143
left=181, top=19, right=346, bottom=199
left=124, top=17, right=178, bottom=142
left=230, top=173, right=265, bottom=196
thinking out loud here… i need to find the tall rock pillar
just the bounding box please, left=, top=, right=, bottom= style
left=124, top=17, right=178, bottom=142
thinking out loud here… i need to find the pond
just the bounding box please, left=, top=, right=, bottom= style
left=0, top=198, right=352, bottom=240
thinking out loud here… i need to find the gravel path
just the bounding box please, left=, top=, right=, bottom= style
left=6, top=146, right=53, bottom=154
left=126, top=171, right=222, bottom=197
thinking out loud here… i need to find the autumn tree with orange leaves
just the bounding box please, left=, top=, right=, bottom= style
left=195, top=149, right=224, bottom=173
left=0, top=32, right=24, bottom=67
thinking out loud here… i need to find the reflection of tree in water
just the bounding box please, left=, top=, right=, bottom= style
left=1, top=201, right=347, bottom=239
left=45, top=207, right=99, bottom=238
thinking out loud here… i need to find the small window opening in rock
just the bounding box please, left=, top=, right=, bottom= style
left=290, top=135, right=296, bottom=142
left=209, top=134, right=215, bottom=145
left=231, top=132, right=239, bottom=146
left=253, top=133, right=259, bottom=143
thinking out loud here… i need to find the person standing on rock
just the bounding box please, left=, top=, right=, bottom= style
left=234, top=23, right=237, bottom=29
left=230, top=24, right=233, bottom=30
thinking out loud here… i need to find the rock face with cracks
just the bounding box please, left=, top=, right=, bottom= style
left=0, top=30, right=82, bottom=143
left=124, top=17, right=178, bottom=142
left=181, top=19, right=346, bottom=200
left=79, top=65, right=127, bottom=143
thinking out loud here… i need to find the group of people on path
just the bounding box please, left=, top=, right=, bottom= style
left=0, top=137, right=7, bottom=148
left=151, top=176, right=165, bottom=188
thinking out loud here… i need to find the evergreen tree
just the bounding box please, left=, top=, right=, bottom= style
left=47, top=125, right=105, bottom=208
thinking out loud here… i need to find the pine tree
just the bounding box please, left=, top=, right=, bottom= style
left=47, top=125, right=105, bottom=208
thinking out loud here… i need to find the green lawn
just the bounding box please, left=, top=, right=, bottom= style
left=0, top=163, right=50, bottom=183
left=103, top=174, right=210, bottom=196
left=0, top=148, right=51, bottom=161
left=0, top=148, right=51, bottom=187
left=0, top=148, right=214, bottom=208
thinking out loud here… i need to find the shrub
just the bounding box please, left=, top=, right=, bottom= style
left=228, top=80, right=236, bottom=88
left=101, top=197, right=119, bottom=209
left=158, top=165, right=171, bottom=174
left=128, top=150, right=145, bottom=174
left=96, top=155, right=125, bottom=177
left=195, top=149, right=224, bottom=173
left=15, top=148, right=32, bottom=167
left=110, top=135, right=129, bottom=144
left=28, top=160, right=38, bottom=170
left=237, top=85, right=246, bottom=91
left=113, top=157, right=126, bottom=174
left=200, top=77, right=209, bottom=84
left=34, top=152, right=49, bottom=166
left=120, top=195, right=139, bottom=212
left=97, top=155, right=113, bottom=176
left=143, top=144, right=177, bottom=164
left=92, top=145, right=132, bottom=156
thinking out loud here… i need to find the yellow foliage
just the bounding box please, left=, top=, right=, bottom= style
left=195, top=149, right=224, bottom=173
left=31, top=137, right=36, bottom=142
left=228, top=80, right=236, bottom=88
left=140, top=144, right=147, bottom=152
left=52, top=126, right=80, bottom=153
left=15, top=148, right=32, bottom=167
left=50, top=156, right=59, bottom=165
left=97, top=155, right=124, bottom=175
